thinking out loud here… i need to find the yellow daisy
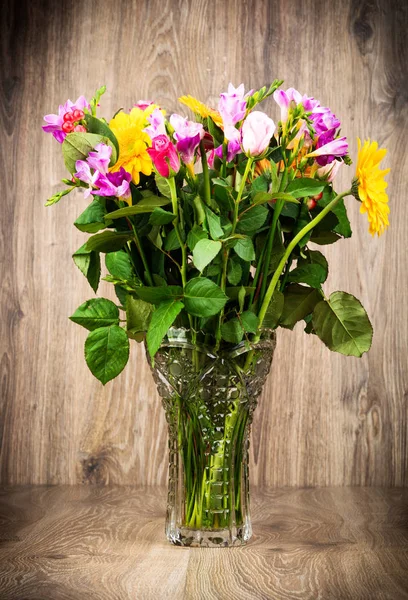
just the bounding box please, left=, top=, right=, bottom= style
left=355, top=138, right=390, bottom=236
left=109, top=107, right=153, bottom=185
left=178, top=95, right=223, bottom=127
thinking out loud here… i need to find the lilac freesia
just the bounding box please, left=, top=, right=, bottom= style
left=170, top=114, right=204, bottom=164
left=214, top=139, right=241, bottom=163
left=316, top=159, right=342, bottom=182
left=74, top=160, right=100, bottom=199
left=94, top=168, right=132, bottom=199
left=86, top=143, right=112, bottom=173
left=306, top=135, right=348, bottom=166
left=219, top=83, right=248, bottom=127
left=42, top=95, right=89, bottom=143
left=241, top=111, right=276, bottom=157
left=143, top=108, right=167, bottom=140
left=273, top=88, right=303, bottom=122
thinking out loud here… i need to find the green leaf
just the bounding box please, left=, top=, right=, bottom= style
left=312, top=292, right=373, bottom=357
left=317, top=188, right=352, bottom=238
left=72, top=243, right=101, bottom=292
left=187, top=225, right=208, bottom=251
left=134, top=285, right=183, bottom=304
left=263, top=290, right=284, bottom=328
left=107, top=199, right=170, bottom=220
left=221, top=318, right=244, bottom=344
left=207, top=116, right=224, bottom=146
left=148, top=207, right=176, bottom=225
left=285, top=178, right=326, bottom=198
left=192, top=239, right=222, bottom=272
left=237, top=205, right=268, bottom=233
left=137, top=194, right=172, bottom=208
left=70, top=298, right=119, bottom=331
left=146, top=300, right=184, bottom=358
left=280, top=284, right=321, bottom=329
left=225, top=286, right=255, bottom=300
left=84, top=325, right=129, bottom=385
left=288, top=264, right=327, bottom=288
left=298, top=250, right=328, bottom=283
left=62, top=132, right=116, bottom=174
left=240, top=310, right=259, bottom=333
left=184, top=278, right=228, bottom=317
left=74, top=199, right=109, bottom=233
left=84, top=115, right=119, bottom=163
left=163, top=229, right=181, bottom=251
left=227, top=258, right=242, bottom=286
left=233, top=237, right=255, bottom=261
left=205, top=206, right=224, bottom=240
left=105, top=251, right=134, bottom=280
left=252, top=191, right=299, bottom=206
left=309, top=230, right=341, bottom=245
left=250, top=174, right=269, bottom=199
left=126, top=295, right=154, bottom=337
left=155, top=175, right=172, bottom=198
left=86, top=231, right=133, bottom=253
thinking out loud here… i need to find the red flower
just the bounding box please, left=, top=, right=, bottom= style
left=147, top=135, right=180, bottom=178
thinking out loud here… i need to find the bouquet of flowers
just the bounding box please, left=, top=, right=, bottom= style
left=43, top=82, right=389, bottom=384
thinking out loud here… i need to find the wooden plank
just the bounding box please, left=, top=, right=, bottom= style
left=0, top=0, right=407, bottom=486
left=0, top=486, right=407, bottom=599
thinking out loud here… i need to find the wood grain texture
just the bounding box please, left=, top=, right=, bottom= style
left=0, top=485, right=407, bottom=599
left=0, top=0, right=407, bottom=486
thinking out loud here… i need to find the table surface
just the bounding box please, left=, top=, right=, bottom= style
left=0, top=486, right=407, bottom=600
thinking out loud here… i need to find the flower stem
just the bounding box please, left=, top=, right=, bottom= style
left=130, top=222, right=154, bottom=287
left=200, top=140, right=211, bottom=207
left=168, top=177, right=187, bottom=288
left=257, top=189, right=352, bottom=332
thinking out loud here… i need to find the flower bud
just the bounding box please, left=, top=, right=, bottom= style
left=241, top=111, right=276, bottom=158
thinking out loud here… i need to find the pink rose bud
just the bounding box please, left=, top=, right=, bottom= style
left=241, top=111, right=276, bottom=157
left=147, top=134, right=180, bottom=178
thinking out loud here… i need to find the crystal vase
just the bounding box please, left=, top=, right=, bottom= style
left=148, top=328, right=276, bottom=547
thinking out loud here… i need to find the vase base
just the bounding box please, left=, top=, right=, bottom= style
left=166, top=524, right=251, bottom=547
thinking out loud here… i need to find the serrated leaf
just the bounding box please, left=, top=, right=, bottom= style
left=155, top=175, right=172, bottom=198
left=85, top=231, right=133, bottom=253
left=312, top=292, right=373, bottom=357
left=252, top=191, right=299, bottom=206
left=62, top=132, right=116, bottom=174
left=148, top=207, right=176, bottom=225
left=317, top=189, right=352, bottom=238
left=227, top=258, right=242, bottom=285
left=85, top=325, right=129, bottom=384
left=163, top=228, right=181, bottom=251
left=288, top=264, right=327, bottom=288
left=233, top=237, right=255, bottom=261
left=192, top=239, right=222, bottom=272
left=187, top=225, right=208, bottom=251
left=146, top=300, right=184, bottom=357
left=74, top=199, right=109, bottom=233
left=221, top=318, right=244, bottom=343
left=84, top=115, right=119, bottom=163
left=126, top=295, right=154, bottom=336
left=184, top=278, right=228, bottom=317
left=237, top=205, right=268, bottom=233
left=134, top=285, right=183, bottom=304
left=298, top=250, right=328, bottom=283
left=280, top=284, right=321, bottom=329
left=310, top=230, right=341, bottom=245
left=70, top=298, right=119, bottom=331
left=205, top=206, right=224, bottom=240
left=105, top=251, right=134, bottom=280
left=240, top=310, right=259, bottom=333
left=72, top=243, right=101, bottom=292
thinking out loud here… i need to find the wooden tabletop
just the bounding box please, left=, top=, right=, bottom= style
left=0, top=486, right=407, bottom=599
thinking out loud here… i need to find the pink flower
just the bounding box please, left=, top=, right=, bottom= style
left=143, top=108, right=167, bottom=140
left=316, top=160, right=342, bottom=182
left=42, top=95, right=89, bottom=143
left=170, top=114, right=204, bottom=164
left=219, top=83, right=248, bottom=127
left=306, top=135, right=348, bottom=166
left=241, top=111, right=276, bottom=157
left=134, top=100, right=153, bottom=111
left=86, top=143, right=112, bottom=174
left=273, top=88, right=303, bottom=122
left=146, top=135, right=180, bottom=178
left=74, top=160, right=100, bottom=199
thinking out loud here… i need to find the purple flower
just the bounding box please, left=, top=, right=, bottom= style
left=86, top=143, right=112, bottom=174
left=74, top=160, right=100, bottom=199
left=42, top=95, right=89, bottom=143
left=95, top=168, right=132, bottom=199
left=143, top=108, right=167, bottom=139
left=169, top=113, right=204, bottom=164
left=218, top=83, right=248, bottom=127
left=215, top=138, right=241, bottom=163
left=306, top=135, right=348, bottom=166
left=273, top=88, right=303, bottom=122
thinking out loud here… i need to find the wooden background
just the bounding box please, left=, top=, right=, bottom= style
left=1, top=0, right=407, bottom=487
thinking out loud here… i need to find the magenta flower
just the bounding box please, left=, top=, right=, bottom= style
left=42, top=95, right=89, bottom=143
left=143, top=108, right=167, bottom=140
left=74, top=160, right=100, bottom=199
left=241, top=111, right=276, bottom=157
left=170, top=114, right=204, bottom=164
left=219, top=83, right=248, bottom=127
left=87, top=143, right=112, bottom=174
left=94, top=168, right=131, bottom=199
left=306, top=135, right=348, bottom=166
left=134, top=100, right=154, bottom=111
left=146, top=134, right=180, bottom=178
left=215, top=139, right=241, bottom=163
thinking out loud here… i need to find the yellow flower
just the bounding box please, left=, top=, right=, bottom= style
left=109, top=107, right=153, bottom=186
left=178, top=95, right=223, bottom=127
left=355, top=138, right=390, bottom=236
